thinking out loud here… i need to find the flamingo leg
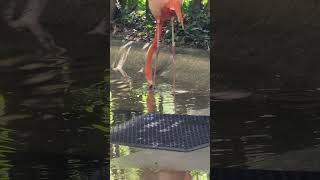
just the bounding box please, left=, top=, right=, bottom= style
left=171, top=17, right=176, bottom=91
left=152, top=20, right=161, bottom=89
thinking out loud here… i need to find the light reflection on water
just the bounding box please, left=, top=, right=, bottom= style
left=0, top=127, right=16, bottom=179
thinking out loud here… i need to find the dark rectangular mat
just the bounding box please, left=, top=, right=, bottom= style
left=111, top=114, right=210, bottom=152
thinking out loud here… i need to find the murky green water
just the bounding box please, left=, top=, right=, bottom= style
left=0, top=27, right=109, bottom=179
left=213, top=89, right=320, bottom=170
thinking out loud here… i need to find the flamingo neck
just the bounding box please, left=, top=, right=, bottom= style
left=144, top=21, right=163, bottom=86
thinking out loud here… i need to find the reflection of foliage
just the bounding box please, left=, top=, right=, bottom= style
left=68, top=81, right=109, bottom=135
left=110, top=92, right=114, bottom=125
left=92, top=124, right=109, bottom=133
left=190, top=170, right=209, bottom=180
left=0, top=128, right=16, bottom=180
left=111, top=144, right=140, bottom=180
left=110, top=167, right=140, bottom=180
left=0, top=94, right=5, bottom=116
left=159, top=91, right=175, bottom=114
left=111, top=144, right=130, bottom=157
left=139, top=87, right=176, bottom=114
left=113, top=0, right=210, bottom=49
left=68, top=82, right=107, bottom=115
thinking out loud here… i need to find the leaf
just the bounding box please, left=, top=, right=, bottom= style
left=85, top=105, right=94, bottom=113
left=92, top=124, right=109, bottom=133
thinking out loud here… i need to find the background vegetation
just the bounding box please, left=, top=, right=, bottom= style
left=111, top=0, right=210, bottom=50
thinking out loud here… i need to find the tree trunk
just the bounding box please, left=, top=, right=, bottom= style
left=192, top=0, right=201, bottom=12
left=110, top=0, right=115, bottom=19
left=206, top=0, right=210, bottom=16
left=114, top=0, right=127, bottom=19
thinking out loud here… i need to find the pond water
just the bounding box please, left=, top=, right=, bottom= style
left=0, top=28, right=109, bottom=179
left=0, top=26, right=210, bottom=179
left=213, top=87, right=320, bottom=170
left=110, top=42, right=210, bottom=179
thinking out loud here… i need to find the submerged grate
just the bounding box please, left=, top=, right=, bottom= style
left=111, top=114, right=210, bottom=152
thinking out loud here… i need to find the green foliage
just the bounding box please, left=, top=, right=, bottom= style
left=165, top=8, right=210, bottom=49
left=113, top=0, right=210, bottom=49
left=114, top=6, right=155, bottom=42
left=202, top=0, right=208, bottom=6
left=182, top=0, right=192, bottom=11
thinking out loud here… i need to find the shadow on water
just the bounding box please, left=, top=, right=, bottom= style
left=110, top=41, right=210, bottom=179
left=0, top=25, right=108, bottom=179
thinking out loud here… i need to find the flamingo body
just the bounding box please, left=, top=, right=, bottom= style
left=148, top=0, right=184, bottom=24
left=145, top=0, right=184, bottom=86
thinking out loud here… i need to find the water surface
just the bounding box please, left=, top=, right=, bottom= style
left=110, top=43, right=210, bottom=179
left=0, top=28, right=109, bottom=179
left=213, top=81, right=320, bottom=171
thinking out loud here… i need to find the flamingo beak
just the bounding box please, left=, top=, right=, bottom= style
left=173, top=0, right=185, bottom=30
